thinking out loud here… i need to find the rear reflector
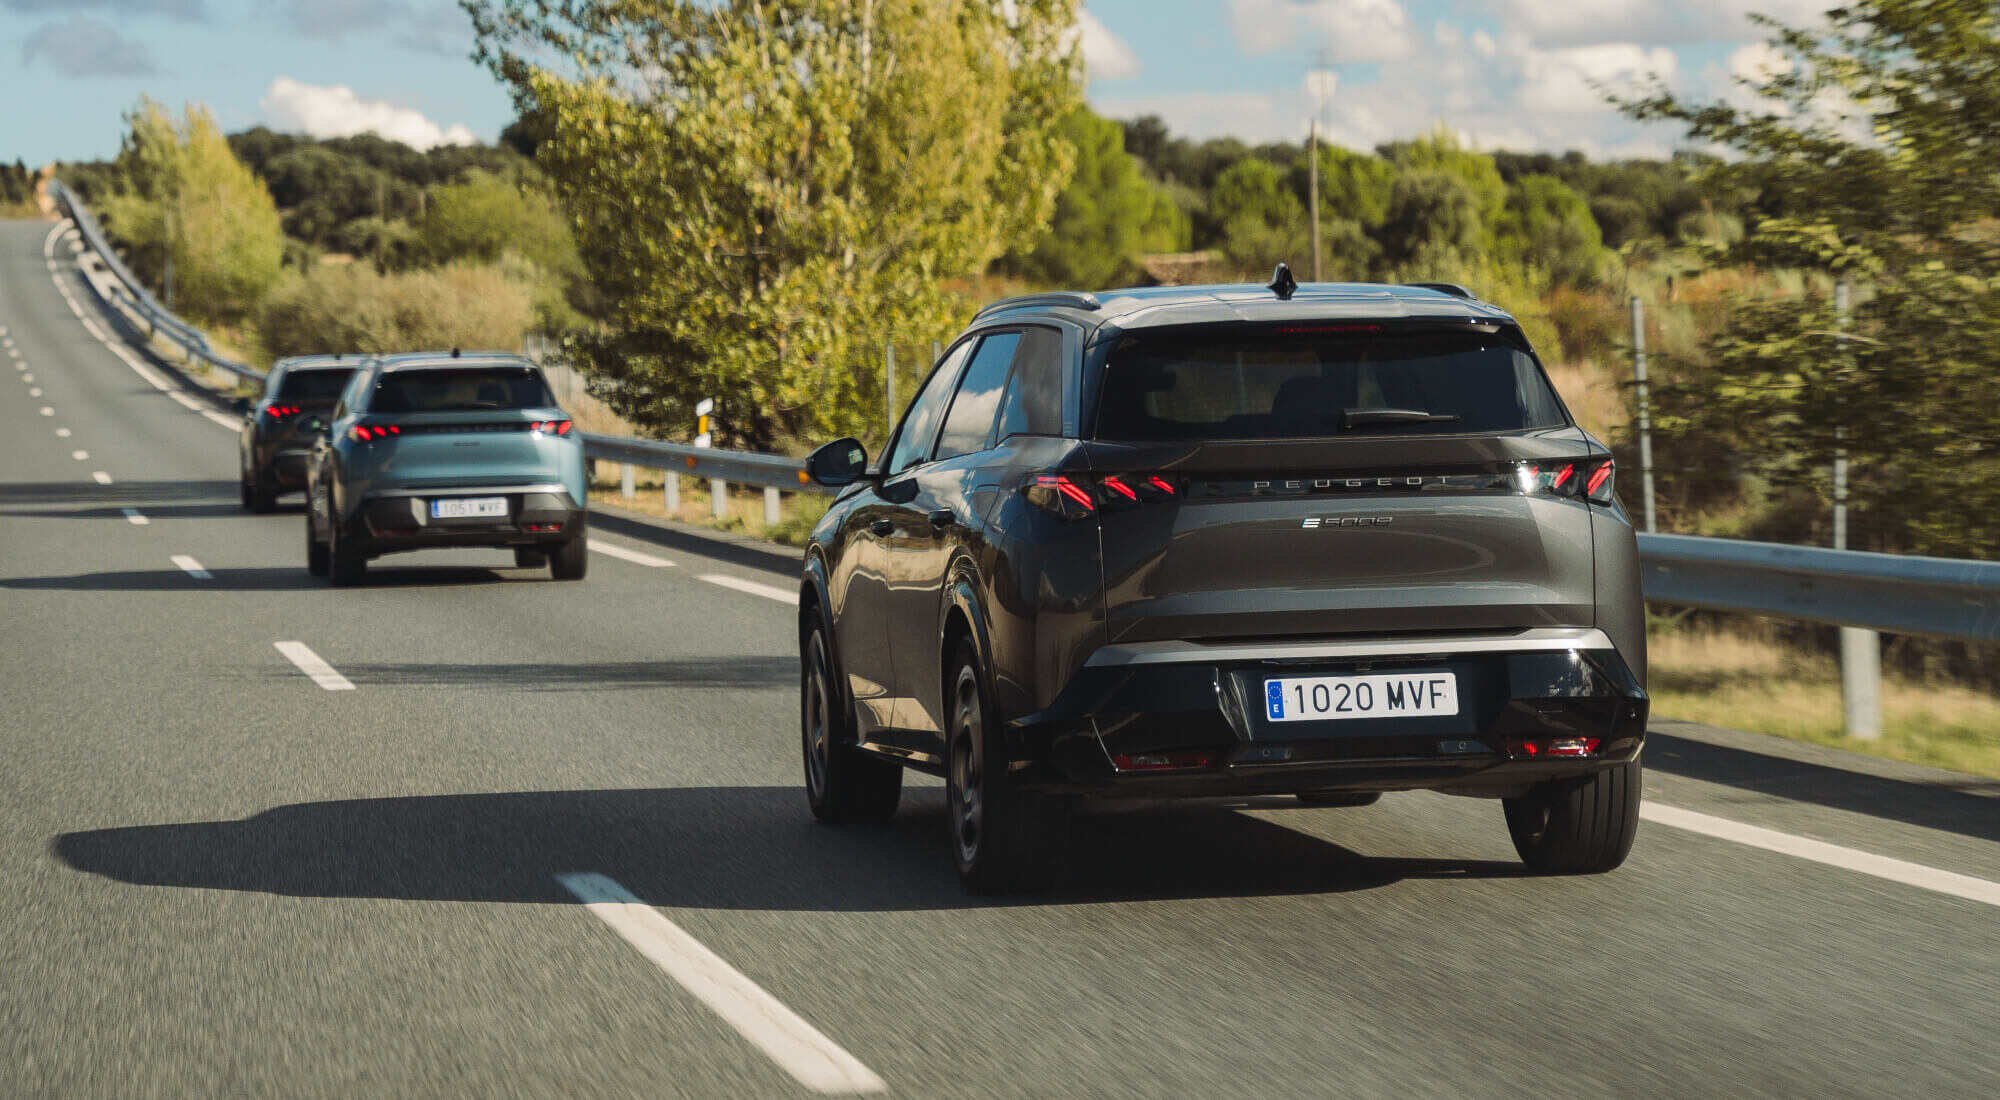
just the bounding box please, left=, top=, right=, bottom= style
left=523, top=523, right=563, bottom=533
left=1504, top=737, right=1601, bottom=759
left=1111, top=751, right=1215, bottom=772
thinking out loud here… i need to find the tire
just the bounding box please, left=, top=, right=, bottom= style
left=240, top=475, right=255, bottom=511
left=946, top=642, right=1068, bottom=894
left=250, top=480, right=278, bottom=514
left=1504, top=763, right=1641, bottom=874
left=802, top=620, right=901, bottom=824
left=548, top=536, right=587, bottom=580
left=514, top=547, right=549, bottom=569
left=326, top=516, right=367, bottom=587
left=305, top=511, right=329, bottom=577
left=1296, top=790, right=1381, bottom=807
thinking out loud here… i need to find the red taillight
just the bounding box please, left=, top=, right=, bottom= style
left=1504, top=737, right=1601, bottom=759
left=350, top=425, right=372, bottom=442
left=532, top=419, right=574, bottom=436
left=1111, top=751, right=1215, bottom=772
left=1102, top=475, right=1139, bottom=501
left=1520, top=458, right=1615, bottom=506
left=1549, top=737, right=1601, bottom=758
left=1585, top=459, right=1615, bottom=504
left=350, top=424, right=398, bottom=442
left=1147, top=476, right=1177, bottom=496
left=1552, top=463, right=1575, bottom=492
left=265, top=404, right=300, bottom=419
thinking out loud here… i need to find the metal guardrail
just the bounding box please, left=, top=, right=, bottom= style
left=1637, top=533, right=2000, bottom=644
left=47, top=179, right=265, bottom=385
left=46, top=180, right=2000, bottom=649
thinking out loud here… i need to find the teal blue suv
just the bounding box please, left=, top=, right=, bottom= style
left=304, top=352, right=589, bottom=585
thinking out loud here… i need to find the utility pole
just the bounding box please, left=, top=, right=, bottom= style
left=1832, top=277, right=1882, bottom=739
left=884, top=343, right=897, bottom=439
left=1629, top=296, right=1657, bottom=534
left=1308, top=118, right=1322, bottom=283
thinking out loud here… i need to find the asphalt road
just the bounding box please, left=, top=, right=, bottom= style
left=3, top=216, right=1998, bottom=1098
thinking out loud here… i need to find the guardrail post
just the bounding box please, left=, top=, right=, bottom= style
left=1840, top=627, right=1882, bottom=740
left=665, top=471, right=679, bottom=514
left=711, top=478, right=728, bottom=519
left=764, top=487, right=781, bottom=526
left=621, top=463, right=635, bottom=502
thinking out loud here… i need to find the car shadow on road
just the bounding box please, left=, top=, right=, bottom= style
left=331, top=657, right=796, bottom=691
left=51, top=786, right=1529, bottom=910
left=0, top=565, right=527, bottom=591
left=0, top=479, right=262, bottom=521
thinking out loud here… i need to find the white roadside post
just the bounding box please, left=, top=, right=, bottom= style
left=1832, top=278, right=1882, bottom=739
left=764, top=487, right=781, bottom=527
left=696, top=397, right=726, bottom=519
left=665, top=470, right=679, bottom=515
left=621, top=463, right=635, bottom=503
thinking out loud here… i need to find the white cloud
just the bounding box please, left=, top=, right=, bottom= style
left=1090, top=91, right=1297, bottom=145
left=1518, top=43, right=1678, bottom=115
left=259, top=77, right=477, bottom=151
left=1077, top=10, right=1140, bottom=80
left=1479, top=0, right=1830, bottom=47
left=1230, top=0, right=1419, bottom=63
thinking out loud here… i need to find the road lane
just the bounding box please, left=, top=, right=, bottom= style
left=4, top=217, right=1998, bottom=1098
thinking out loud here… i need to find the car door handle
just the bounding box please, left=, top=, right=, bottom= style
left=927, top=509, right=956, bottom=530
left=870, top=518, right=894, bottom=537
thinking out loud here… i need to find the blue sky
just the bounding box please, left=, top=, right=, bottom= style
left=0, top=1, right=1826, bottom=165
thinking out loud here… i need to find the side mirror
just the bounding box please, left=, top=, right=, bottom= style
left=806, top=437, right=870, bottom=489
left=232, top=396, right=251, bottom=415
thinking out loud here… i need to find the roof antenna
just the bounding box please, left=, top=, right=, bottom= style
left=450, top=347, right=461, bottom=358
left=1268, top=262, right=1297, bottom=301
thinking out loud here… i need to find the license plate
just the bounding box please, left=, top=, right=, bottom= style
left=1264, top=672, right=1459, bottom=722
left=431, top=496, right=507, bottom=519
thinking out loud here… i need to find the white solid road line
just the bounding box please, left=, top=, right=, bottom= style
left=71, top=450, right=87, bottom=461
left=1642, top=802, right=2000, bottom=910
left=273, top=641, right=356, bottom=692
left=588, top=538, right=676, bottom=568
left=92, top=471, right=112, bottom=485
left=555, top=872, right=886, bottom=1095
left=121, top=508, right=148, bottom=525
left=699, top=573, right=798, bottom=605
left=171, top=555, right=212, bottom=580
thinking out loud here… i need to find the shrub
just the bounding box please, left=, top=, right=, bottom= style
left=260, top=261, right=537, bottom=361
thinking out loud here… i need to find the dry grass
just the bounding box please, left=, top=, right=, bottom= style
left=1543, top=358, right=1627, bottom=442
left=1649, top=628, right=2000, bottom=779
left=588, top=469, right=827, bottom=548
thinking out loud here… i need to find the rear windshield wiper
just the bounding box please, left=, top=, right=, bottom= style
left=1342, top=408, right=1462, bottom=429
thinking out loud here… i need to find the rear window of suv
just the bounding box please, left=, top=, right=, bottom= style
left=274, top=369, right=354, bottom=402
left=370, top=367, right=555, bottom=413
left=1093, top=324, right=1567, bottom=441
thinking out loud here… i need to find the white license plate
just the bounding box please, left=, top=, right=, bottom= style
left=1264, top=672, right=1459, bottom=723
left=430, top=496, right=507, bottom=519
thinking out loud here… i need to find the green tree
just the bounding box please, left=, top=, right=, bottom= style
left=100, top=99, right=283, bottom=326
left=1007, top=107, right=1188, bottom=287
left=1381, top=129, right=1506, bottom=241
left=1210, top=156, right=1304, bottom=273
left=1619, top=0, right=2000, bottom=556
left=465, top=0, right=1081, bottom=448
left=1378, top=170, right=1481, bottom=269
left=1493, top=174, right=1607, bottom=286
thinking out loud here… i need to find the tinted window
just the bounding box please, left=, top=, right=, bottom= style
left=369, top=367, right=555, bottom=413
left=886, top=343, right=970, bottom=475
left=996, top=327, right=1064, bottom=439
left=275, top=369, right=355, bottom=402
left=1094, top=326, right=1566, bottom=441
left=933, top=333, right=1021, bottom=460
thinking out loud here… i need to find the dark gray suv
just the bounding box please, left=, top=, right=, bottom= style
left=799, top=271, right=1647, bottom=892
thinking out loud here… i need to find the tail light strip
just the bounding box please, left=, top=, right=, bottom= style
left=1030, top=459, right=1616, bottom=519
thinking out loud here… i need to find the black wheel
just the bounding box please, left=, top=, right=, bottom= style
left=802, top=620, right=900, bottom=823
left=248, top=472, right=277, bottom=514
left=946, top=642, right=1068, bottom=894
left=326, top=517, right=367, bottom=587
left=1296, top=790, right=1381, bottom=807
left=305, top=512, right=328, bottom=577
left=514, top=547, right=548, bottom=568
left=548, top=536, right=587, bottom=580
left=1504, top=763, right=1641, bottom=874
left=240, top=475, right=255, bottom=511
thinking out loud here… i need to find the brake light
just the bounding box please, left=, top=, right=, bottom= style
left=265, top=404, right=301, bottom=419
left=1102, top=475, right=1139, bottom=501
left=531, top=419, right=574, bottom=436
left=350, top=424, right=401, bottom=442
left=1027, top=473, right=1183, bottom=518
left=1519, top=458, right=1616, bottom=506
left=1504, top=737, right=1601, bottom=759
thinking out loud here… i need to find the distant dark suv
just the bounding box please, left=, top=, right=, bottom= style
left=799, top=271, right=1648, bottom=892
left=238, top=354, right=357, bottom=512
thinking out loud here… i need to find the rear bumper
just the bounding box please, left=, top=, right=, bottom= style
left=1008, top=629, right=1648, bottom=799
left=349, top=485, right=585, bottom=554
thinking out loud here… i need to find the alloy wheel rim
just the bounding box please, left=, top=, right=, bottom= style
left=803, top=634, right=830, bottom=800
left=950, top=671, right=983, bottom=864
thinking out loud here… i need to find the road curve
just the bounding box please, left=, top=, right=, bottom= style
left=2, top=217, right=1997, bottom=1098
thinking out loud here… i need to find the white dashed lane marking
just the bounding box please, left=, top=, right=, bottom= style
left=92, top=472, right=112, bottom=485
left=273, top=642, right=354, bottom=692
left=55, top=428, right=71, bottom=438
left=38, top=406, right=53, bottom=416
left=555, top=872, right=886, bottom=1095
left=171, top=555, right=212, bottom=580
left=121, top=508, right=148, bottom=526
left=588, top=539, right=676, bottom=569
left=698, top=573, right=797, bottom=605
left=71, top=450, right=87, bottom=461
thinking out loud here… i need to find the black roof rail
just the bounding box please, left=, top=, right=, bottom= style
left=973, top=292, right=1103, bottom=321
left=1404, top=282, right=1478, bottom=300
